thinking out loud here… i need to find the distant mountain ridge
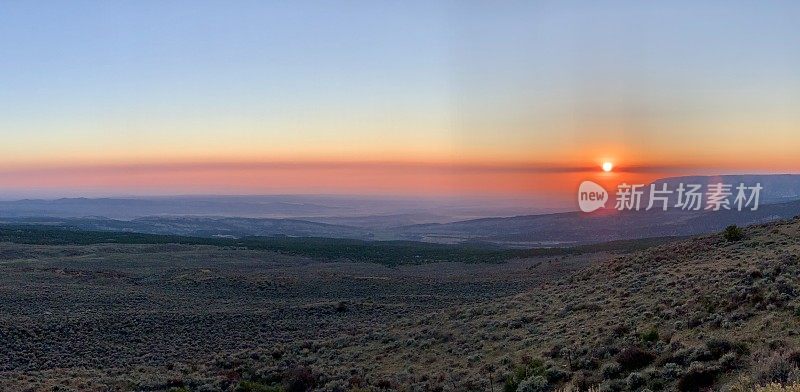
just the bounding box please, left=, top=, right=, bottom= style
left=396, top=198, right=800, bottom=246
left=0, top=194, right=553, bottom=222
left=647, top=174, right=800, bottom=204
left=394, top=174, right=800, bottom=246
left=0, top=174, right=798, bottom=247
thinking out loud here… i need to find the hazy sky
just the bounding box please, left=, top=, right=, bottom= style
left=1, top=1, right=799, bottom=198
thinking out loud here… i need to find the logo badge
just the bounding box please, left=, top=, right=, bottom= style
left=578, top=181, right=608, bottom=212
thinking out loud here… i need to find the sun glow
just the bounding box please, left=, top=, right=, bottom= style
left=602, top=162, right=614, bottom=172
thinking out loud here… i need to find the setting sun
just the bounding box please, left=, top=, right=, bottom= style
left=602, top=162, right=614, bottom=172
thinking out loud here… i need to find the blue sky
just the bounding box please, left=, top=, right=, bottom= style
left=0, top=1, right=798, bottom=196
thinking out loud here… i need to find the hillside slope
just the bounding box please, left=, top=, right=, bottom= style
left=2, top=219, right=800, bottom=391
left=397, top=199, right=800, bottom=246
left=391, top=217, right=800, bottom=391
left=170, top=218, right=800, bottom=391
left=465, top=217, right=800, bottom=391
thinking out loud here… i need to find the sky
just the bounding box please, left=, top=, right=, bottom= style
left=1, top=1, right=799, bottom=201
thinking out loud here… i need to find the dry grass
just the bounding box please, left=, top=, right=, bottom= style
left=757, top=384, right=800, bottom=392
left=1, top=217, right=799, bottom=391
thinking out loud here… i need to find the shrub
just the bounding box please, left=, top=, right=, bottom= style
left=705, top=338, right=733, bottom=359
left=705, top=338, right=749, bottom=362
left=545, top=367, right=570, bottom=383
left=546, top=345, right=563, bottom=359
left=615, top=347, right=655, bottom=371
left=626, top=372, right=645, bottom=390
left=640, top=328, right=659, bottom=343
left=612, top=325, right=630, bottom=338
left=569, top=370, right=602, bottom=391
left=661, top=362, right=683, bottom=380
left=670, top=345, right=714, bottom=365
left=719, top=352, right=738, bottom=370
left=598, top=379, right=625, bottom=392
left=756, top=353, right=800, bottom=385
left=505, top=376, right=519, bottom=392
left=284, top=367, right=316, bottom=392
left=571, top=356, right=599, bottom=371
left=724, top=225, right=745, bottom=242
left=516, top=375, right=549, bottom=392
left=236, top=381, right=283, bottom=392
left=505, top=360, right=547, bottom=392
left=646, top=379, right=664, bottom=391
left=788, top=351, right=800, bottom=367
left=601, top=362, right=622, bottom=379
left=677, top=362, right=719, bottom=392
